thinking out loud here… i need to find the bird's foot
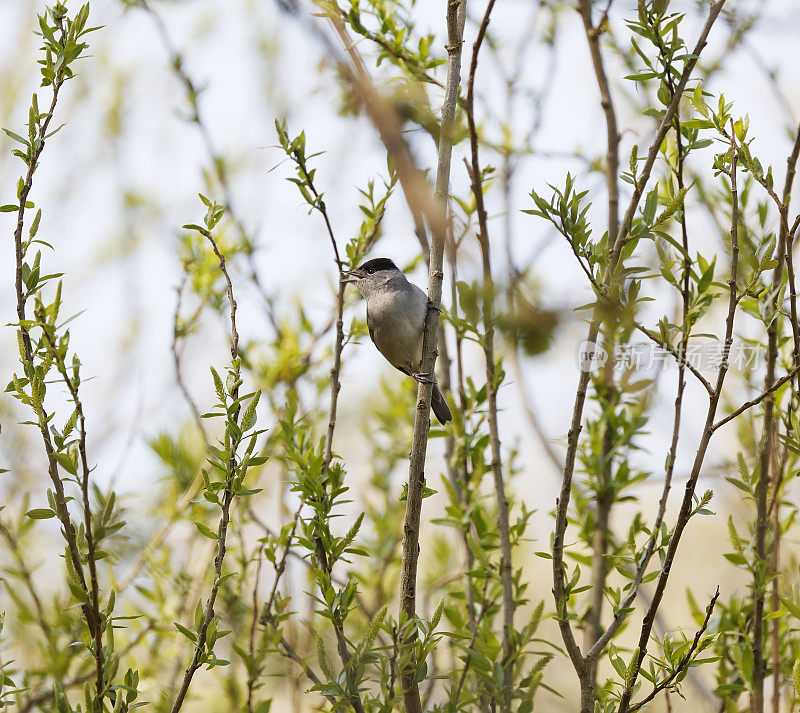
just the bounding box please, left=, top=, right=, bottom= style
left=411, top=370, right=435, bottom=385
left=426, top=299, right=442, bottom=313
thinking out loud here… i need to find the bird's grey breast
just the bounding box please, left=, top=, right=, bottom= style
left=365, top=276, right=427, bottom=372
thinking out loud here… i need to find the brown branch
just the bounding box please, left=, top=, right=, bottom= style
left=628, top=587, right=720, bottom=712
left=746, top=122, right=800, bottom=713
left=464, top=2, right=516, bottom=710
left=770, top=120, right=800, bottom=713
left=10, top=14, right=105, bottom=702
left=245, top=500, right=303, bottom=713
left=617, top=119, right=739, bottom=713
left=711, top=363, right=800, bottom=432
left=781, top=123, right=800, bottom=382
left=246, top=540, right=264, bottom=713
left=635, top=585, right=720, bottom=708
left=169, top=230, right=240, bottom=713
left=290, top=150, right=346, bottom=471
left=377, top=1, right=467, bottom=711
left=19, top=618, right=156, bottom=713
left=284, top=142, right=365, bottom=713
left=579, top=0, right=619, bottom=245
left=578, top=0, right=625, bottom=688
left=587, top=34, right=702, bottom=699
left=38, top=319, right=105, bottom=702
left=551, top=6, right=728, bottom=710
left=445, top=239, right=491, bottom=713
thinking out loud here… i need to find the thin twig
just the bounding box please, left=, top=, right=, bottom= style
left=628, top=587, right=720, bottom=712
left=10, top=14, right=105, bottom=702
left=38, top=320, right=105, bottom=701
left=711, top=363, right=800, bottom=432
left=577, top=0, right=621, bottom=688
left=616, top=116, right=739, bottom=713
left=285, top=143, right=365, bottom=713
left=551, top=7, right=728, bottom=708
left=169, top=230, right=240, bottom=713
left=18, top=619, right=157, bottom=713
left=464, top=2, right=515, bottom=710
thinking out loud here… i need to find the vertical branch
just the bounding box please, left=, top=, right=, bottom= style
left=435, top=2, right=487, bottom=704
left=751, top=124, right=800, bottom=713
left=446, top=236, right=492, bottom=713
left=782, top=127, right=800, bottom=373
left=170, top=227, right=240, bottom=713
left=751, top=285, right=776, bottom=713
left=577, top=0, right=620, bottom=687
left=550, top=5, right=727, bottom=711
left=399, top=2, right=466, bottom=711
left=9, top=7, right=104, bottom=702
left=38, top=322, right=105, bottom=701
left=579, top=0, right=619, bottom=244
left=276, top=133, right=364, bottom=712
left=618, top=125, right=740, bottom=713
left=770, top=123, right=800, bottom=713
left=464, top=2, right=515, bottom=710
left=282, top=139, right=346, bottom=469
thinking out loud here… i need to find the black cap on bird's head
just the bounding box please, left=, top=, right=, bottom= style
left=344, top=257, right=399, bottom=281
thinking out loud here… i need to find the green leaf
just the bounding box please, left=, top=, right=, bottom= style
left=723, top=553, right=747, bottom=567
left=26, top=508, right=55, bottom=519
left=681, top=119, right=714, bottom=130
left=174, top=622, right=197, bottom=642
left=780, top=597, right=800, bottom=620
left=55, top=452, right=77, bottom=475
left=3, top=129, right=30, bottom=147
left=194, top=521, right=219, bottom=540
left=182, top=223, right=206, bottom=233
left=215, top=572, right=236, bottom=587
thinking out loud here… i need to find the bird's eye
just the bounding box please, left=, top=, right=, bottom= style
left=366, top=267, right=374, bottom=274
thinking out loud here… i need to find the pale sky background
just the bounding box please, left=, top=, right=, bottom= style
left=1, top=0, right=799, bottom=512
left=1, top=4, right=800, bottom=702
left=0, top=1, right=798, bottom=508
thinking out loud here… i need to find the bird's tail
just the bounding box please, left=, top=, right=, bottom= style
left=431, top=384, right=453, bottom=425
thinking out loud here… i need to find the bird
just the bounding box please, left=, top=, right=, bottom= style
left=344, top=257, right=453, bottom=425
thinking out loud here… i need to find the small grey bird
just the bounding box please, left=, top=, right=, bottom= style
left=345, top=257, right=453, bottom=424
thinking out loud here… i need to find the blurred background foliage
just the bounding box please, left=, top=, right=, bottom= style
left=2, top=0, right=800, bottom=711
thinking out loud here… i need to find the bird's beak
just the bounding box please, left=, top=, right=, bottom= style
left=341, top=269, right=363, bottom=284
